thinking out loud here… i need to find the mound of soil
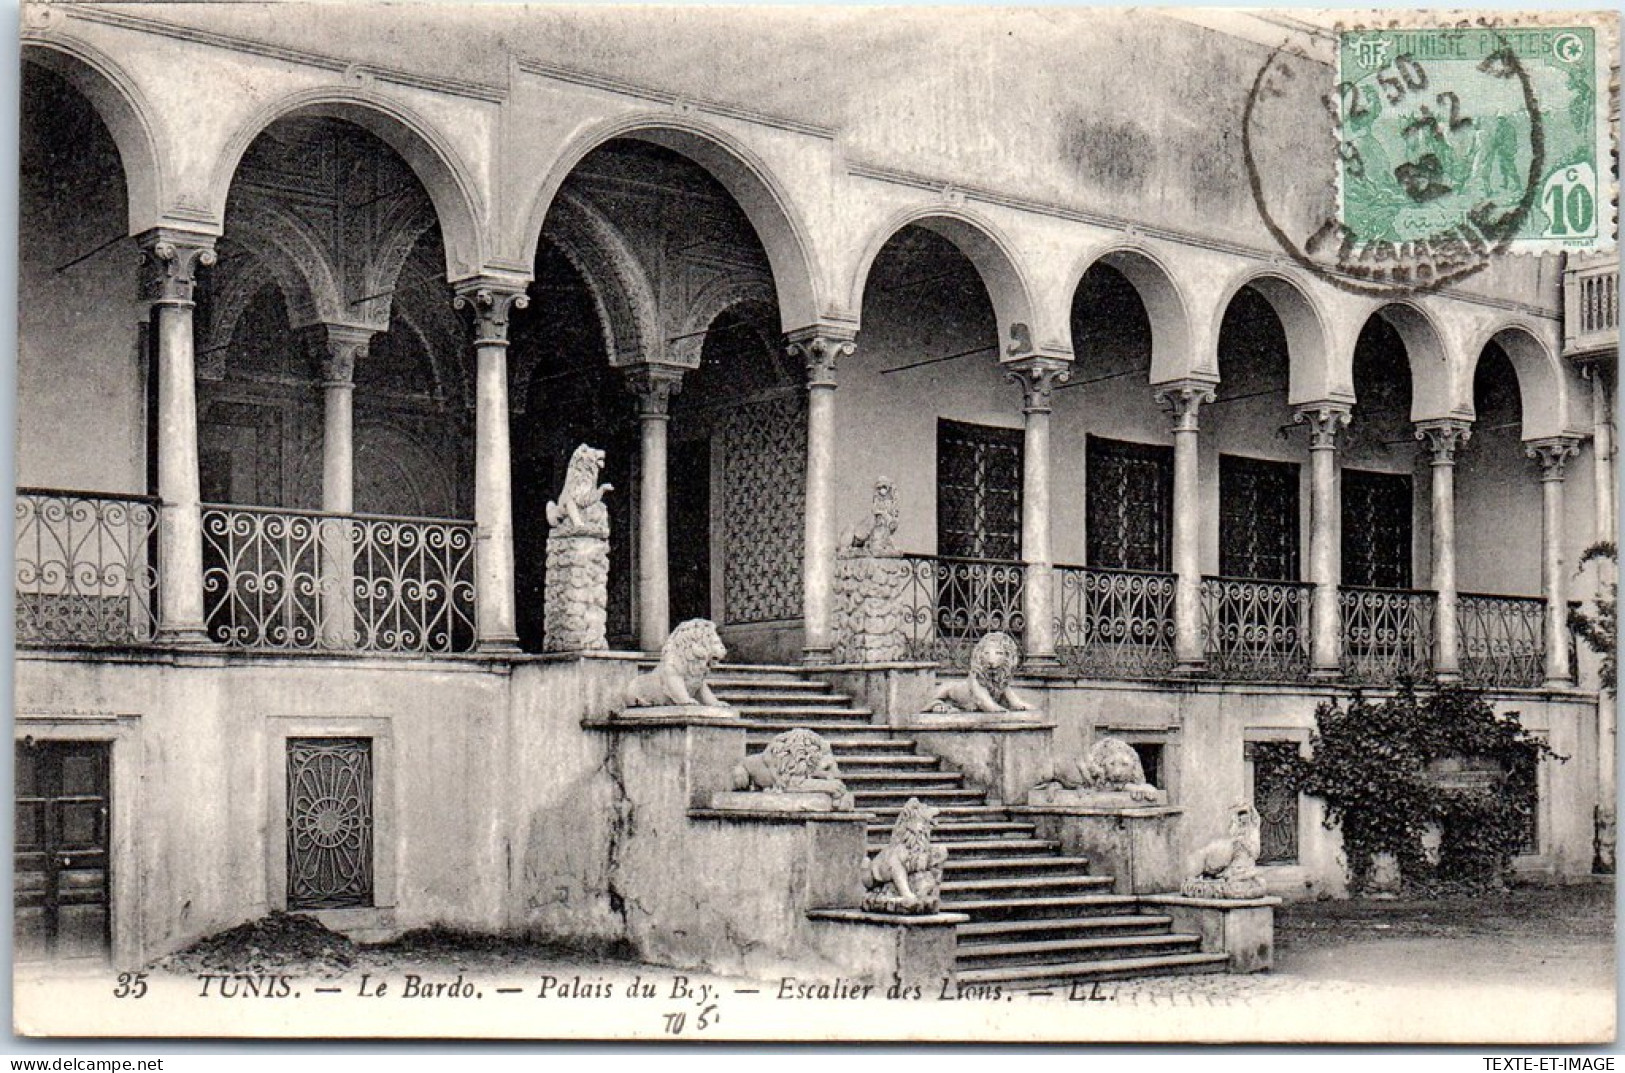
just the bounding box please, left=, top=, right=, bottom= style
left=153, top=912, right=359, bottom=977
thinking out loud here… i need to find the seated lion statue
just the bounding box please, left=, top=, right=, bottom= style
left=929, top=631, right=1032, bottom=714
left=732, top=728, right=853, bottom=810
left=1182, top=803, right=1268, bottom=899
left=840, top=477, right=899, bottom=558
left=1048, top=737, right=1160, bottom=801
left=623, top=618, right=730, bottom=709
left=546, top=444, right=613, bottom=536
left=863, top=797, right=948, bottom=914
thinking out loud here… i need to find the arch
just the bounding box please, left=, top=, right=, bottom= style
left=519, top=113, right=821, bottom=331
left=541, top=189, right=661, bottom=366
left=224, top=200, right=349, bottom=330
left=673, top=273, right=777, bottom=368
left=1066, top=244, right=1193, bottom=385
left=361, top=193, right=441, bottom=326
left=22, top=38, right=165, bottom=234
left=851, top=207, right=1038, bottom=355
left=210, top=88, right=485, bottom=280
left=1466, top=322, right=1578, bottom=440
left=1361, top=301, right=1459, bottom=423
left=1211, top=268, right=1339, bottom=405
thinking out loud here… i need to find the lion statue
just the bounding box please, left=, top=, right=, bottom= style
left=841, top=477, right=899, bottom=558
left=732, top=728, right=854, bottom=810
left=623, top=618, right=730, bottom=709
left=1048, top=737, right=1160, bottom=801
left=863, top=797, right=948, bottom=914
left=1182, top=803, right=1268, bottom=899
left=545, top=444, right=613, bottom=536
left=929, top=631, right=1032, bottom=714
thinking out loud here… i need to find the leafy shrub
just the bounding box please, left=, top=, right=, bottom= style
left=1568, top=541, right=1616, bottom=694
left=1294, top=681, right=1561, bottom=894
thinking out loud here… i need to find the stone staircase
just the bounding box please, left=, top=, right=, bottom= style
left=714, top=664, right=1230, bottom=985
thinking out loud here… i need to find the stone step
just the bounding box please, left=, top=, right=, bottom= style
left=715, top=662, right=808, bottom=675
left=815, top=739, right=921, bottom=753
left=919, top=839, right=1060, bottom=858
left=836, top=755, right=944, bottom=772
left=732, top=705, right=876, bottom=719
left=956, top=933, right=1204, bottom=969
left=852, top=789, right=989, bottom=806
left=941, top=856, right=1093, bottom=877
left=941, top=875, right=1116, bottom=899
left=954, top=952, right=1231, bottom=986
left=872, top=821, right=1035, bottom=839
left=862, top=803, right=1010, bottom=818
left=709, top=677, right=828, bottom=691
left=713, top=691, right=855, bottom=706
left=744, top=722, right=892, bottom=735
left=840, top=771, right=966, bottom=786
left=957, top=914, right=1177, bottom=942
left=939, top=893, right=1141, bottom=918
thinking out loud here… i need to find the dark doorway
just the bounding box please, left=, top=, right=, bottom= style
left=1219, top=455, right=1301, bottom=580
left=1342, top=469, right=1414, bottom=588
left=668, top=437, right=712, bottom=626
left=1086, top=436, right=1173, bottom=571
left=15, top=740, right=111, bottom=961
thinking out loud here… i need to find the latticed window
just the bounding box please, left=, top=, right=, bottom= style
left=286, top=738, right=374, bottom=910
left=1245, top=740, right=1300, bottom=865
left=937, top=419, right=1023, bottom=561
left=1342, top=469, right=1413, bottom=589
left=1086, top=436, right=1173, bottom=571
left=1219, top=455, right=1300, bottom=581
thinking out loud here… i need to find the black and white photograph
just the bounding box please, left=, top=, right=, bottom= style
left=8, top=1, right=1619, bottom=1044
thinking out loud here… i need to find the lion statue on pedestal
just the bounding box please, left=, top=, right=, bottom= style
left=863, top=797, right=948, bottom=914
left=1182, top=803, right=1268, bottom=899
left=1048, top=737, right=1160, bottom=802
left=545, top=444, right=613, bottom=536
left=929, top=631, right=1033, bottom=714
left=623, top=618, right=730, bottom=709
left=732, top=728, right=854, bottom=810
left=841, top=477, right=899, bottom=558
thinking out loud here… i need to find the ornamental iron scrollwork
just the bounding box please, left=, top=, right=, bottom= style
left=14, top=489, right=160, bottom=646
left=899, top=554, right=1025, bottom=669
left=1246, top=741, right=1301, bottom=865
left=1458, top=593, right=1545, bottom=688
left=286, top=738, right=374, bottom=910
left=1200, top=576, right=1313, bottom=682
left=1339, top=586, right=1437, bottom=684
left=722, top=394, right=806, bottom=625
left=1054, top=565, right=1176, bottom=679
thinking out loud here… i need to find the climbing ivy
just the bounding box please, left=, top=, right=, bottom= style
left=1293, top=682, right=1562, bottom=895
left=1568, top=541, right=1616, bottom=694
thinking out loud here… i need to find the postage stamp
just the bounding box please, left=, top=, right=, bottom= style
left=1335, top=25, right=1605, bottom=252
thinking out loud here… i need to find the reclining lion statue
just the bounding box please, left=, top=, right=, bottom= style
left=623, top=618, right=730, bottom=709
left=929, top=631, right=1033, bottom=714
left=732, top=728, right=854, bottom=810
left=1047, top=737, right=1161, bottom=802
left=863, top=797, right=948, bottom=914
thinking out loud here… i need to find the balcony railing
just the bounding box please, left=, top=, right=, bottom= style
left=14, top=488, right=160, bottom=646
left=898, top=553, right=1025, bottom=669
left=1340, top=585, right=1437, bottom=685
left=1563, top=256, right=1619, bottom=357
left=1200, top=576, right=1313, bottom=681
left=1054, top=564, right=1177, bottom=679
left=201, top=505, right=477, bottom=654
left=1458, top=592, right=1546, bottom=689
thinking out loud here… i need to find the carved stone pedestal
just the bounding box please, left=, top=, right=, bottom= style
left=832, top=554, right=912, bottom=662
left=1015, top=803, right=1182, bottom=895
left=897, top=716, right=1054, bottom=806
left=543, top=532, right=610, bottom=652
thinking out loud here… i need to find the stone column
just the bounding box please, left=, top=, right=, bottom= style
left=316, top=327, right=371, bottom=649
left=454, top=283, right=529, bottom=653
left=1156, top=381, right=1215, bottom=673
left=140, top=230, right=216, bottom=644
left=1007, top=357, right=1071, bottom=667
left=626, top=364, right=686, bottom=653
left=1529, top=436, right=1582, bottom=687
left=1296, top=403, right=1351, bottom=678
left=1592, top=371, right=1615, bottom=546
left=787, top=328, right=855, bottom=665
left=1416, top=419, right=1472, bottom=681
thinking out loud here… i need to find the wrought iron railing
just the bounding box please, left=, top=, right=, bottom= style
left=15, top=488, right=161, bottom=646
left=1054, top=565, right=1176, bottom=678
left=1458, top=592, right=1545, bottom=688
left=1200, top=576, right=1313, bottom=681
left=201, top=505, right=476, bottom=654
left=1340, top=585, right=1437, bottom=684
left=899, top=554, right=1025, bottom=669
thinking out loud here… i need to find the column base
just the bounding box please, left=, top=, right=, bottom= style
left=477, top=637, right=522, bottom=656
left=1023, top=653, right=1061, bottom=669
left=1434, top=670, right=1462, bottom=684
left=801, top=645, right=835, bottom=667
left=156, top=625, right=211, bottom=647
left=1543, top=677, right=1577, bottom=690
left=1308, top=667, right=1342, bottom=681
left=1171, top=659, right=1207, bottom=677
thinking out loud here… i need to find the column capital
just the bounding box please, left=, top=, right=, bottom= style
left=1415, top=418, right=1473, bottom=465
left=1005, top=357, right=1072, bottom=415
left=453, top=282, right=530, bottom=345
left=625, top=363, right=686, bottom=418
left=1154, top=380, right=1216, bottom=433
left=1527, top=435, right=1583, bottom=481
left=313, top=324, right=374, bottom=387
left=137, top=228, right=217, bottom=305
left=1294, top=402, right=1353, bottom=450
left=785, top=326, right=857, bottom=389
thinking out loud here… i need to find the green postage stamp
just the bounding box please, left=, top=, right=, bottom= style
left=1336, top=23, right=1611, bottom=252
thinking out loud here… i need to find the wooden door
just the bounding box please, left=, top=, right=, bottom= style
left=15, top=741, right=111, bottom=961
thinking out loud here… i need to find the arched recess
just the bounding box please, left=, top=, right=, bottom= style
left=21, top=40, right=164, bottom=234
left=1212, top=269, right=1338, bottom=405
left=1066, top=246, right=1193, bottom=385
left=1466, top=324, right=1578, bottom=440
left=851, top=208, right=1038, bottom=355
left=541, top=189, right=661, bottom=366
left=673, top=275, right=777, bottom=369
left=1365, top=302, right=1459, bottom=422
left=220, top=202, right=349, bottom=332
left=210, top=90, right=485, bottom=280
left=521, top=115, right=821, bottom=332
